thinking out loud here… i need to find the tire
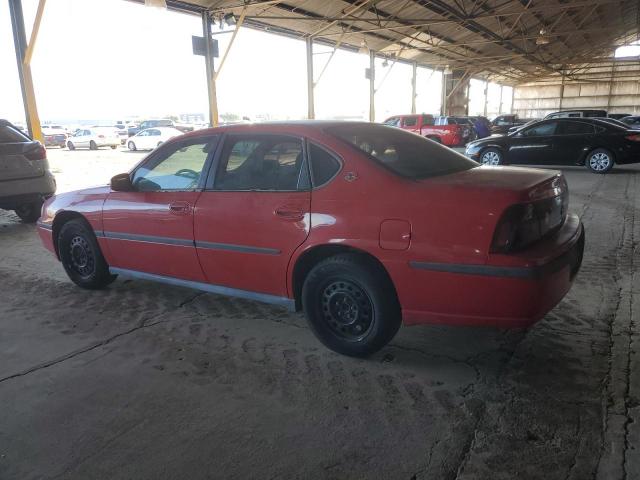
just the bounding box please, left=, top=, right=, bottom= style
left=128, top=141, right=137, bottom=151
left=67, top=141, right=75, bottom=150
left=14, top=200, right=43, bottom=223
left=586, top=148, right=614, bottom=173
left=302, top=253, right=401, bottom=357
left=480, top=147, right=503, bottom=165
left=58, top=218, right=116, bottom=289
left=89, top=140, right=97, bottom=150
left=110, top=145, right=117, bottom=150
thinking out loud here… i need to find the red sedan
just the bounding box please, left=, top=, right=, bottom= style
left=37, top=122, right=584, bottom=357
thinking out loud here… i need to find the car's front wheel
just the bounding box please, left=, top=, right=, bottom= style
left=89, top=141, right=98, bottom=150
left=67, top=141, right=75, bottom=150
left=110, top=145, right=117, bottom=150
left=586, top=148, right=614, bottom=173
left=302, top=253, right=401, bottom=357
left=14, top=200, right=42, bottom=223
left=480, top=147, right=503, bottom=165
left=58, top=219, right=116, bottom=289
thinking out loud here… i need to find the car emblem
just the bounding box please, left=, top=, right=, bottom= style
left=344, top=172, right=358, bottom=182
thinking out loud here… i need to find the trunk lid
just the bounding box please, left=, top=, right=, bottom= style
left=0, top=141, right=47, bottom=181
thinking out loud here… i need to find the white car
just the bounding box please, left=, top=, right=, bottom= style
left=67, top=127, right=120, bottom=150
left=127, top=127, right=183, bottom=151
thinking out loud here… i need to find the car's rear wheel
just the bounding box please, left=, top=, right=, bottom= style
left=110, top=145, right=117, bottom=150
left=58, top=219, right=116, bottom=289
left=67, top=141, right=75, bottom=150
left=586, top=148, right=614, bottom=173
left=480, top=147, right=503, bottom=165
left=14, top=200, right=42, bottom=223
left=302, top=253, right=401, bottom=357
left=128, top=141, right=137, bottom=151
left=89, top=140, right=97, bottom=150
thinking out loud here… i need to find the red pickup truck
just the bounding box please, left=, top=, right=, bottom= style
left=383, top=114, right=474, bottom=147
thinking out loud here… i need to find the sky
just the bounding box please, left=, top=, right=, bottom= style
left=1, top=0, right=506, bottom=126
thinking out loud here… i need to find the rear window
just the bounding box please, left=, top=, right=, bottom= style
left=327, top=124, right=477, bottom=180
left=0, top=125, right=29, bottom=143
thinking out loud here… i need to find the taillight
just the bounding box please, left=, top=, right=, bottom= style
left=625, top=133, right=640, bottom=142
left=25, top=143, right=47, bottom=161
left=491, top=191, right=568, bottom=253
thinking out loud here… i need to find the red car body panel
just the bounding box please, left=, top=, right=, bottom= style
left=384, top=114, right=471, bottom=146
left=37, top=122, right=584, bottom=329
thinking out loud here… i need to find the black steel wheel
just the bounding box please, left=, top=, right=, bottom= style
left=58, top=218, right=116, bottom=289
left=302, top=253, right=401, bottom=357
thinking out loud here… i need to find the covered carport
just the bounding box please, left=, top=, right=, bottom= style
left=2, top=2, right=640, bottom=480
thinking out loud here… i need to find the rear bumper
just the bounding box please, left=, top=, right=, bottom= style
left=0, top=172, right=56, bottom=210
left=400, top=214, right=584, bottom=328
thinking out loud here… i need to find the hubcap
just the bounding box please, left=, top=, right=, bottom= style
left=321, top=280, right=373, bottom=341
left=69, top=235, right=95, bottom=277
left=481, top=150, right=500, bottom=165
left=589, top=152, right=611, bottom=171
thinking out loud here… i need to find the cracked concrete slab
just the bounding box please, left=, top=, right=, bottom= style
left=0, top=151, right=638, bottom=480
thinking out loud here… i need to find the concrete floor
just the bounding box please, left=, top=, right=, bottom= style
left=0, top=148, right=638, bottom=480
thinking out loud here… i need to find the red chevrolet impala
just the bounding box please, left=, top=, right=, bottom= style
left=37, top=122, right=584, bottom=356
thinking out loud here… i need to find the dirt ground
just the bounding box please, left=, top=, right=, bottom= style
left=0, top=147, right=638, bottom=480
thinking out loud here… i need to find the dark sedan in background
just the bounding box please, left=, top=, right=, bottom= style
left=465, top=117, right=640, bottom=173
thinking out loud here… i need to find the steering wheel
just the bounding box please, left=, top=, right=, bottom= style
left=175, top=168, right=199, bottom=179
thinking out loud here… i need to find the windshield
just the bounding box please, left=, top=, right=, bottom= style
left=327, top=124, right=478, bottom=180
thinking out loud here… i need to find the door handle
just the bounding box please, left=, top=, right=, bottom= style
left=169, top=201, right=192, bottom=215
left=275, top=206, right=305, bottom=221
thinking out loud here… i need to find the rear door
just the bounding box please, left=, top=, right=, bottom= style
left=507, top=121, right=558, bottom=164
left=553, top=120, right=597, bottom=165
left=102, top=136, right=218, bottom=281
left=194, top=133, right=311, bottom=298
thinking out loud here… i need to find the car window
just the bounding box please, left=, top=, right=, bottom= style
left=559, top=121, right=595, bottom=135
left=522, top=122, right=558, bottom=136
left=421, top=115, right=434, bottom=126
left=150, top=129, right=160, bottom=136
left=383, top=117, right=400, bottom=127
left=309, top=143, right=340, bottom=187
left=0, top=125, right=29, bottom=143
left=328, top=124, right=477, bottom=180
left=214, top=135, right=305, bottom=191
left=403, top=116, right=418, bottom=127
left=132, top=137, right=216, bottom=192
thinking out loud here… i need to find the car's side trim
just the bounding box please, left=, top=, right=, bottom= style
left=103, top=231, right=194, bottom=247
left=409, top=261, right=536, bottom=279
left=36, top=221, right=52, bottom=231
left=195, top=241, right=280, bottom=255
left=411, top=241, right=584, bottom=279
left=109, top=267, right=295, bottom=311
left=100, top=230, right=280, bottom=255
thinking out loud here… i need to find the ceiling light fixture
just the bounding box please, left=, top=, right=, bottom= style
left=443, top=65, right=452, bottom=75
left=358, top=40, right=369, bottom=55
left=536, top=29, right=550, bottom=45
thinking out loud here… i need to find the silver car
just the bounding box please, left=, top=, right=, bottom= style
left=0, top=120, right=56, bottom=222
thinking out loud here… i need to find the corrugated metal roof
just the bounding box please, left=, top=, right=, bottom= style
left=139, top=0, right=640, bottom=84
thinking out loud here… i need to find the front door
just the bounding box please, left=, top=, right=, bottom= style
left=102, top=136, right=218, bottom=281
left=194, top=133, right=311, bottom=298
left=507, top=120, right=558, bottom=165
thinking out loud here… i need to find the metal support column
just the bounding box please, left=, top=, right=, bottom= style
left=606, top=64, right=616, bottom=110
left=9, top=0, right=43, bottom=142
left=411, top=62, right=417, bottom=114
left=369, top=50, right=375, bottom=122
left=202, top=11, right=219, bottom=127
left=483, top=81, right=488, bottom=117
left=498, top=85, right=503, bottom=114
left=558, top=75, right=565, bottom=111
left=440, top=70, right=447, bottom=115
left=306, top=37, right=315, bottom=119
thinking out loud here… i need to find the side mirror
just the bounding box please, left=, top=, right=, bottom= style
left=110, top=173, right=134, bottom=192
